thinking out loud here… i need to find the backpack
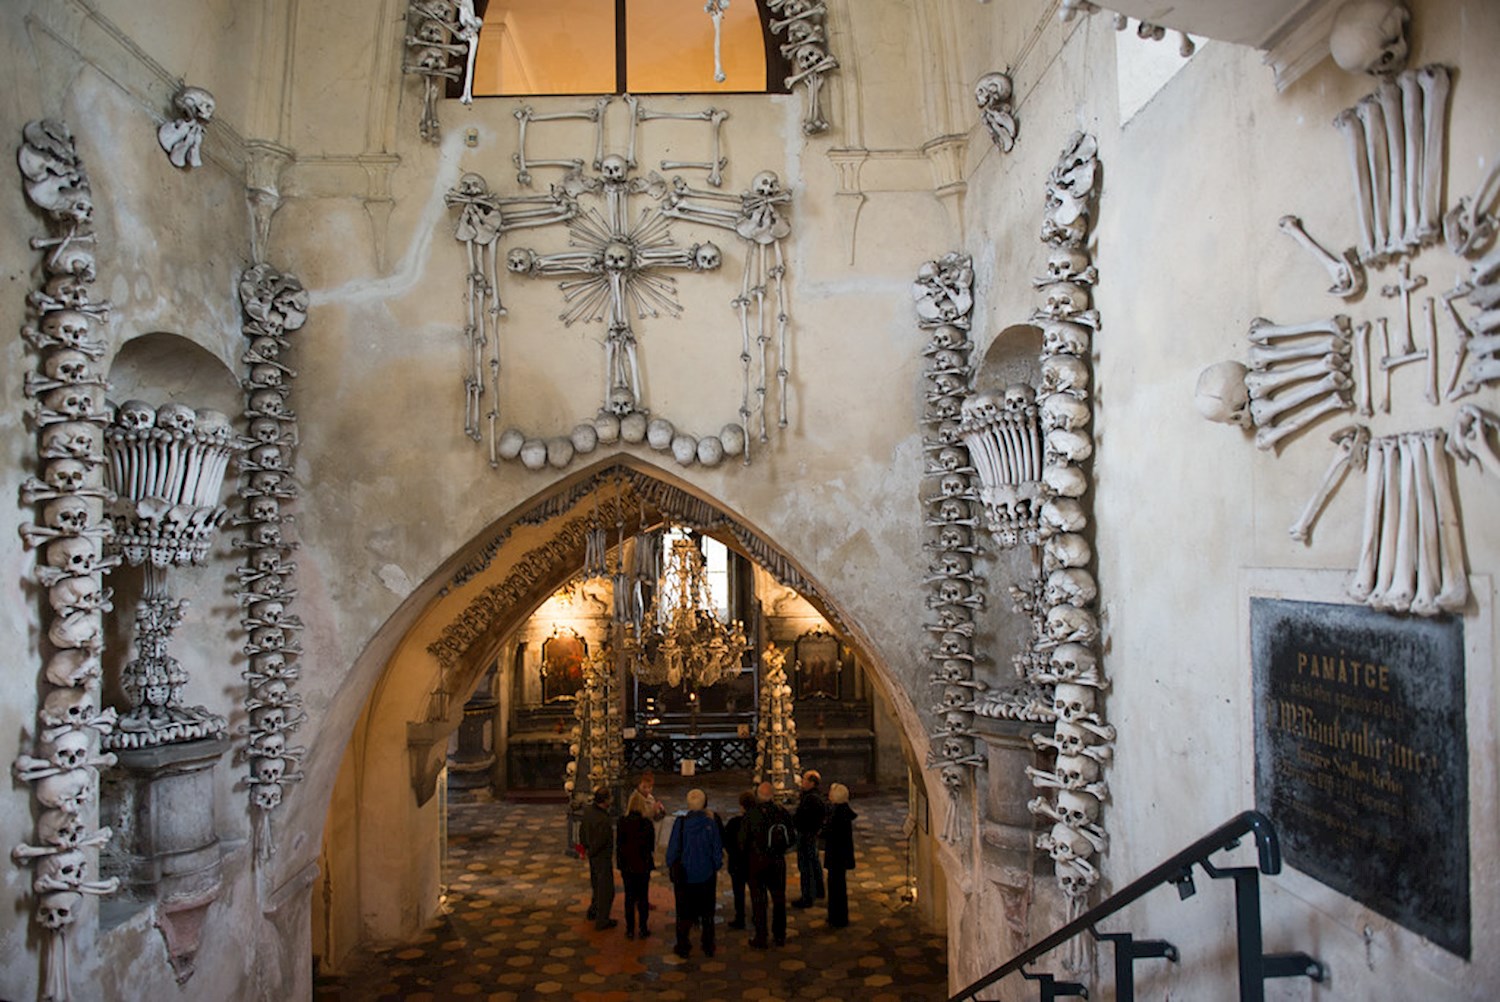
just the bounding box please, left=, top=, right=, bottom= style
left=766, top=813, right=796, bottom=855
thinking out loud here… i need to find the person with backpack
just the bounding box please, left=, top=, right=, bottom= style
left=739, top=780, right=794, bottom=948
left=722, top=789, right=755, bottom=929
left=822, top=782, right=857, bottom=928
left=665, top=788, right=724, bottom=958
left=791, top=769, right=826, bottom=908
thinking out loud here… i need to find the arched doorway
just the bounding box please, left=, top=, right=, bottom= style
left=310, top=458, right=945, bottom=971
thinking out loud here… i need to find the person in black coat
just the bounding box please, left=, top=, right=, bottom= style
left=740, top=780, right=794, bottom=947
left=580, top=787, right=617, bottom=930
left=722, top=789, right=755, bottom=929
left=822, top=782, right=857, bottom=928
left=616, top=791, right=657, bottom=939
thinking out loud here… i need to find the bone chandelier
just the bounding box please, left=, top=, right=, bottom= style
left=623, top=535, right=748, bottom=690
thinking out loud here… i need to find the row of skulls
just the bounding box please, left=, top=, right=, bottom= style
left=13, top=119, right=123, bottom=995
left=1021, top=134, right=1113, bottom=906
left=913, top=252, right=987, bottom=846
left=236, top=264, right=310, bottom=827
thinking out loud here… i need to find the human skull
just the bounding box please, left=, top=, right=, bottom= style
left=938, top=632, right=970, bottom=658
left=1044, top=532, right=1092, bottom=571
left=942, top=736, right=972, bottom=761
left=250, top=470, right=286, bottom=495
left=1041, top=393, right=1089, bottom=431
left=506, top=247, right=535, bottom=274
left=252, top=548, right=282, bottom=574
left=47, top=730, right=92, bottom=770
left=45, top=350, right=92, bottom=385
left=42, top=310, right=92, bottom=348
left=1044, top=822, right=1094, bottom=862
left=1053, top=682, right=1096, bottom=722
left=155, top=403, right=196, bottom=433
left=939, top=474, right=969, bottom=498
left=1040, top=354, right=1089, bottom=396
left=1046, top=428, right=1093, bottom=463
left=250, top=497, right=281, bottom=522
left=260, top=680, right=292, bottom=706
left=1041, top=282, right=1090, bottom=317
left=1057, top=861, right=1094, bottom=897
left=252, top=757, right=287, bottom=785
left=1045, top=568, right=1098, bottom=608
left=50, top=609, right=103, bottom=651
left=248, top=417, right=283, bottom=444
left=41, top=688, right=97, bottom=729
left=927, top=325, right=965, bottom=351
left=44, top=275, right=93, bottom=310
left=44, top=496, right=93, bottom=534
left=46, top=386, right=102, bottom=420
left=1050, top=643, right=1098, bottom=683
left=1056, top=790, right=1100, bottom=828
left=1038, top=498, right=1086, bottom=537
left=602, top=242, right=633, bottom=272
left=974, top=70, right=1013, bottom=109
left=249, top=389, right=287, bottom=417
left=1043, top=248, right=1091, bottom=283
left=1053, top=721, right=1099, bottom=758
left=693, top=242, right=722, bottom=271
left=1043, top=463, right=1087, bottom=498
left=47, top=459, right=94, bottom=493
left=936, top=526, right=971, bottom=550
left=50, top=575, right=102, bottom=616
left=1042, top=321, right=1091, bottom=357
left=249, top=443, right=286, bottom=470
left=43, top=422, right=101, bottom=460
left=175, top=85, right=216, bottom=121
left=36, top=810, right=88, bottom=849
left=1001, top=383, right=1035, bottom=412
left=36, top=770, right=91, bottom=812
left=249, top=363, right=282, bottom=389
left=938, top=580, right=969, bottom=605
left=794, top=42, right=826, bottom=71
left=253, top=731, right=288, bottom=758
left=751, top=170, right=782, bottom=197
left=1329, top=0, right=1410, bottom=76
left=1195, top=361, right=1252, bottom=428
left=252, top=783, right=283, bottom=810
left=252, top=706, right=287, bottom=733
left=935, top=447, right=967, bottom=472
left=1055, top=753, right=1100, bottom=790
left=940, top=765, right=965, bottom=790
left=456, top=172, right=488, bottom=197
left=251, top=599, right=287, bottom=625
left=1045, top=604, right=1099, bottom=645
left=599, top=154, right=628, bottom=183
left=251, top=626, right=287, bottom=652
left=47, top=536, right=100, bottom=574
left=37, top=891, right=82, bottom=930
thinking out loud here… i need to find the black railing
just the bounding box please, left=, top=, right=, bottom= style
left=950, top=810, right=1325, bottom=1002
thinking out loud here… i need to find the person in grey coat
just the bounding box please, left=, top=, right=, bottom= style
left=580, top=787, right=617, bottom=930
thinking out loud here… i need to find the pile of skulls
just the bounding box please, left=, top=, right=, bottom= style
left=13, top=118, right=122, bottom=999
left=1024, top=134, right=1112, bottom=904
left=767, top=0, right=837, bottom=136
left=237, top=264, right=309, bottom=821
left=914, top=252, right=987, bottom=846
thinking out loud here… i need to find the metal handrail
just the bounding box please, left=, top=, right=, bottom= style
left=948, top=810, right=1286, bottom=1002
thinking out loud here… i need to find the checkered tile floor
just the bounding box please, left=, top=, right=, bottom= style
left=314, top=775, right=948, bottom=1001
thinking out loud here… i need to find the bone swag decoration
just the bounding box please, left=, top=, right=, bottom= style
left=15, top=119, right=121, bottom=1002
left=402, top=0, right=481, bottom=143
left=913, top=252, right=986, bottom=845
left=237, top=264, right=309, bottom=846
left=766, top=0, right=837, bottom=136
left=448, top=99, right=799, bottom=470
left=156, top=85, right=215, bottom=170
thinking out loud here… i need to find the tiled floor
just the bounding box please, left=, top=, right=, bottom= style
left=314, top=774, right=948, bottom=1001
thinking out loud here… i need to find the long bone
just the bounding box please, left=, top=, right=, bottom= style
left=1379, top=261, right=1428, bottom=368
left=1377, top=318, right=1393, bottom=412
left=511, top=105, right=593, bottom=184
left=1355, top=96, right=1391, bottom=262
left=1244, top=352, right=1349, bottom=399
left=1416, top=65, right=1451, bottom=245
left=1247, top=315, right=1350, bottom=344
left=1335, top=109, right=1378, bottom=261
left=1247, top=333, right=1350, bottom=370
left=1277, top=216, right=1365, bottom=298
left=1375, top=79, right=1407, bottom=254
left=1250, top=371, right=1352, bottom=428
left=1289, top=425, right=1369, bottom=544
left=1425, top=430, right=1469, bottom=613
left=1445, top=156, right=1500, bottom=257
left=1349, top=436, right=1388, bottom=601
left=1399, top=70, right=1424, bottom=246
left=1424, top=297, right=1440, bottom=404
left=1411, top=431, right=1443, bottom=616
left=1379, top=435, right=1420, bottom=612
left=1443, top=292, right=1477, bottom=400
left=1365, top=436, right=1403, bottom=609
left=1353, top=321, right=1374, bottom=416
left=1254, top=391, right=1350, bottom=451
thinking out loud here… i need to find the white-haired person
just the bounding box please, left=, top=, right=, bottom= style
left=665, top=788, right=724, bottom=958
left=822, top=783, right=857, bottom=928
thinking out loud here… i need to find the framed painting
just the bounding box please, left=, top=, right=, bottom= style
left=794, top=628, right=841, bottom=700
left=541, top=631, right=587, bottom=704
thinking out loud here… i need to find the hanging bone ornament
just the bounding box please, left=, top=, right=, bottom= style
left=1290, top=425, right=1370, bottom=543
left=975, top=71, right=1018, bottom=153
left=1277, top=215, right=1366, bottom=297
left=157, top=85, right=215, bottom=169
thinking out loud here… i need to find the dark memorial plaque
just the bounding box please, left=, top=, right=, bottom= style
left=1252, top=598, right=1469, bottom=958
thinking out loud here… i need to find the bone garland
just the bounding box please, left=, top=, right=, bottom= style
left=236, top=264, right=308, bottom=851
left=15, top=118, right=119, bottom=1002
left=1346, top=429, right=1467, bottom=616
left=1026, top=132, right=1109, bottom=912
left=157, top=85, right=215, bottom=170
left=975, top=72, right=1018, bottom=154
left=766, top=0, right=836, bottom=135
left=402, top=0, right=470, bottom=143
left=913, top=253, right=982, bottom=846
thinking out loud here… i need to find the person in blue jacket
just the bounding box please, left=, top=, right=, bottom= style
left=665, top=788, right=724, bottom=958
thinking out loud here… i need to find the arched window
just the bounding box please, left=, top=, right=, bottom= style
left=470, top=0, right=790, bottom=97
